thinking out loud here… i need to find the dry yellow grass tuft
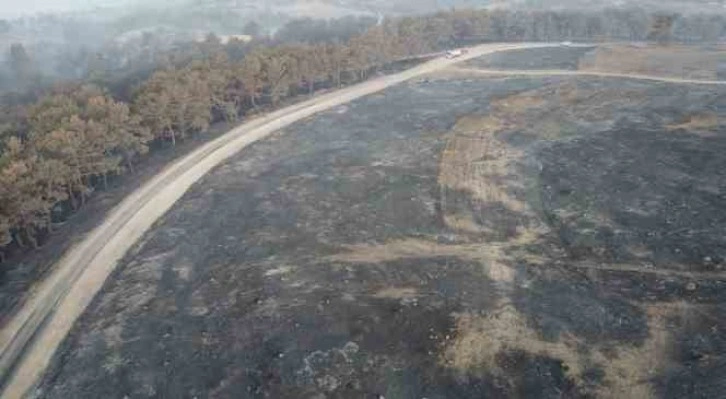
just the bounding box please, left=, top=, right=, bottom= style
left=326, top=237, right=527, bottom=283
left=667, top=114, right=720, bottom=137
left=444, top=304, right=584, bottom=378
left=438, top=115, right=527, bottom=216
left=373, top=287, right=419, bottom=299
left=452, top=114, right=506, bottom=132
left=491, top=93, right=546, bottom=112
left=436, top=94, right=559, bottom=239
left=443, top=213, right=494, bottom=235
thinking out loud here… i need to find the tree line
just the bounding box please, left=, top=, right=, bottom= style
left=0, top=14, right=380, bottom=96
left=1, top=7, right=724, bottom=261
left=0, top=21, right=410, bottom=258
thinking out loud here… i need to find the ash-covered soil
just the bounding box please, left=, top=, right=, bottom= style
left=36, top=66, right=726, bottom=398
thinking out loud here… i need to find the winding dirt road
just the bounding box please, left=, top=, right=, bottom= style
left=1, top=42, right=723, bottom=398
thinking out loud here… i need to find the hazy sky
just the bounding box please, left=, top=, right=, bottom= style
left=0, top=0, right=142, bottom=18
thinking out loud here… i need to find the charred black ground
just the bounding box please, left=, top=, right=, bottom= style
left=35, top=48, right=726, bottom=398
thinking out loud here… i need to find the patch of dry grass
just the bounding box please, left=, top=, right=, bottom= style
left=327, top=238, right=516, bottom=283
left=373, top=287, right=419, bottom=299
left=491, top=94, right=546, bottom=112
left=443, top=213, right=495, bottom=235
left=667, top=114, right=720, bottom=137
left=328, top=238, right=490, bottom=264
left=326, top=226, right=550, bottom=284
left=443, top=301, right=692, bottom=398
left=592, top=302, right=687, bottom=398
left=444, top=304, right=584, bottom=377
left=436, top=96, right=568, bottom=239
left=579, top=45, right=724, bottom=80
left=438, top=115, right=527, bottom=216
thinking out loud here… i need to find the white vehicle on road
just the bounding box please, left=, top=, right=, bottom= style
left=446, top=49, right=464, bottom=58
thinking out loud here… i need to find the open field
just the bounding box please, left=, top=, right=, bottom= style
left=579, top=45, right=726, bottom=81
left=30, top=46, right=726, bottom=398
left=464, top=44, right=726, bottom=81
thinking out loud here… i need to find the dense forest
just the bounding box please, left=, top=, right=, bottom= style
left=0, top=14, right=380, bottom=94
left=0, top=7, right=725, bottom=261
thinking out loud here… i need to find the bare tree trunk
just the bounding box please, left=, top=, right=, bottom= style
left=126, top=158, right=135, bottom=174
left=13, top=231, right=24, bottom=248
left=25, top=228, right=38, bottom=249
left=68, top=186, right=78, bottom=211
left=79, top=179, right=86, bottom=207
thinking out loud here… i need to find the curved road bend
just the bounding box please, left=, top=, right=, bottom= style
left=0, top=42, right=561, bottom=399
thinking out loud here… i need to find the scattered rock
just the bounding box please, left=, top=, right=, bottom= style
left=316, top=375, right=340, bottom=392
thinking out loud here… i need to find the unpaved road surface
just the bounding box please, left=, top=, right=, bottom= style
left=0, top=43, right=564, bottom=399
